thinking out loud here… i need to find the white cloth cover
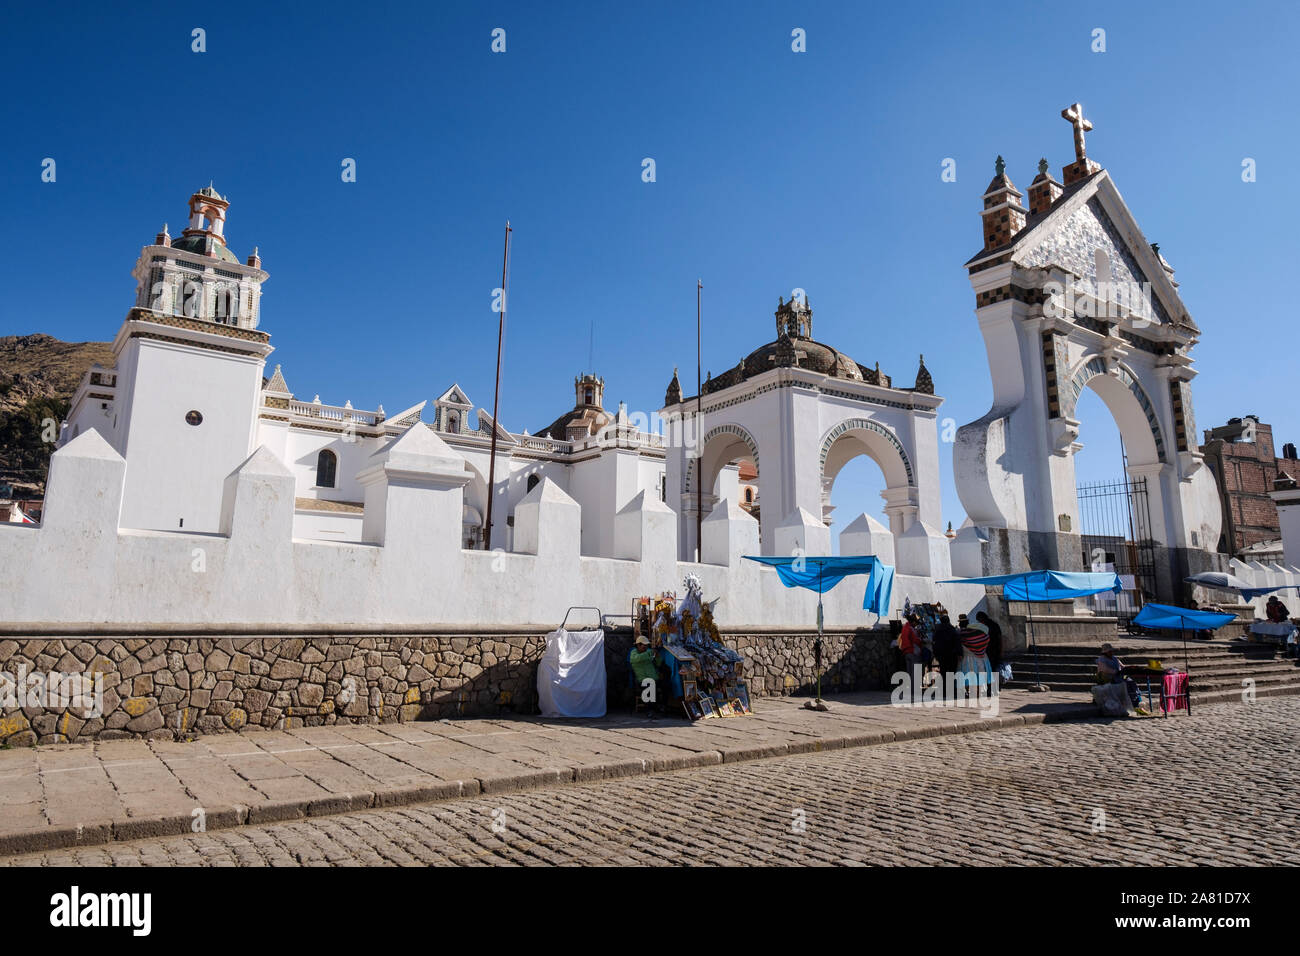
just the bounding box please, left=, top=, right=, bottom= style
left=537, top=627, right=607, bottom=718
left=1091, top=681, right=1134, bottom=717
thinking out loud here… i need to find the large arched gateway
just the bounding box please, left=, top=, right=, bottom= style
left=954, top=108, right=1223, bottom=602
left=661, top=295, right=948, bottom=572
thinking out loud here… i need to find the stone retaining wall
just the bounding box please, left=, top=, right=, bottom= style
left=0, top=627, right=897, bottom=744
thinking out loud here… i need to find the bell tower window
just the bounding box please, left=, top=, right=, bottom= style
left=316, top=449, right=338, bottom=488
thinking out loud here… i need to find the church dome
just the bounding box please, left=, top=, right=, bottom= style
left=699, top=295, right=886, bottom=397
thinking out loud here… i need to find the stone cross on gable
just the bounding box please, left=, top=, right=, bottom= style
left=1061, top=103, right=1093, bottom=162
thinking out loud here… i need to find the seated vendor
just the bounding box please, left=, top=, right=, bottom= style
left=629, top=635, right=664, bottom=712
left=1096, top=643, right=1143, bottom=710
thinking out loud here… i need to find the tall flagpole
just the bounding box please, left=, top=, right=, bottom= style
left=485, top=221, right=512, bottom=550
left=696, top=278, right=703, bottom=563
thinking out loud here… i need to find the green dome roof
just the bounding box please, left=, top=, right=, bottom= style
left=170, top=233, right=240, bottom=264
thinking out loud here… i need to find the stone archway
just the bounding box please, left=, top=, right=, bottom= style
left=687, top=424, right=760, bottom=497
left=1063, top=357, right=1165, bottom=465
left=819, top=418, right=917, bottom=536
left=683, top=423, right=762, bottom=548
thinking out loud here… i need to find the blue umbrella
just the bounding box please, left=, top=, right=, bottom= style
left=1185, top=570, right=1293, bottom=601
left=744, top=555, right=894, bottom=708
left=939, top=570, right=1123, bottom=690
left=1132, top=603, right=1238, bottom=714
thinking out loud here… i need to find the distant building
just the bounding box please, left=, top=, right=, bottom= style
left=1200, top=416, right=1298, bottom=557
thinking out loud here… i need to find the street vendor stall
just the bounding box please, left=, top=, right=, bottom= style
left=1130, top=602, right=1238, bottom=715
left=633, top=578, right=753, bottom=720
left=939, top=570, right=1122, bottom=691
left=743, top=554, right=894, bottom=711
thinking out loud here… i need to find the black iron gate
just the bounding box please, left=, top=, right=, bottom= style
left=1077, top=476, right=1157, bottom=628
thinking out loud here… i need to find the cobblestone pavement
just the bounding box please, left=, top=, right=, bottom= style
left=0, top=686, right=1094, bottom=854
left=7, top=699, right=1297, bottom=866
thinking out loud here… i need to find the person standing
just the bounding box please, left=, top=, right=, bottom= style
left=957, top=616, right=993, bottom=698
left=933, top=613, right=962, bottom=700
left=899, top=614, right=924, bottom=701
left=976, top=611, right=1003, bottom=676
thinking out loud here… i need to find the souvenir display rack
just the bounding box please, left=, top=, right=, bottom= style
left=633, top=577, right=752, bottom=720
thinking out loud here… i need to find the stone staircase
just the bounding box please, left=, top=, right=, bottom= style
left=1001, top=637, right=1300, bottom=705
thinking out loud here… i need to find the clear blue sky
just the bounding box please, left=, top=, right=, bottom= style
left=3, top=0, right=1297, bottom=537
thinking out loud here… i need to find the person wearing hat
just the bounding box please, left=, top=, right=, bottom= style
left=629, top=635, right=664, bottom=714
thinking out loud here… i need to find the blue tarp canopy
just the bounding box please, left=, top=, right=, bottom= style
left=743, top=555, right=894, bottom=615
left=1132, top=603, right=1237, bottom=632
left=939, top=570, right=1122, bottom=601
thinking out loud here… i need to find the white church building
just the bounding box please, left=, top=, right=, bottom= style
left=18, top=106, right=1276, bottom=632
left=59, top=183, right=954, bottom=580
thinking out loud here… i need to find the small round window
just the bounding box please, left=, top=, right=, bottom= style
left=185, top=410, right=203, bottom=426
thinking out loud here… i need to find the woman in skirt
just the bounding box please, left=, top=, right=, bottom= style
left=957, top=614, right=994, bottom=696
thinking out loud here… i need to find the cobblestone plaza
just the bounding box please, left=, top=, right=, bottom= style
left=7, top=698, right=1296, bottom=867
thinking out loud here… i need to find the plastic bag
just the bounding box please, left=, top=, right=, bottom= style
left=999, top=662, right=1013, bottom=682
left=1091, top=681, right=1134, bottom=717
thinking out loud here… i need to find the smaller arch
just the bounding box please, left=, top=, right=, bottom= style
left=315, top=449, right=338, bottom=488
left=819, top=418, right=914, bottom=486
left=688, top=423, right=760, bottom=493
left=526, top=474, right=540, bottom=493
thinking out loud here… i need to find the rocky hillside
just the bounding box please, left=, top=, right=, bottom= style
left=1, top=334, right=114, bottom=495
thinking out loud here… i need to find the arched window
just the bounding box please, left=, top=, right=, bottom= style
left=527, top=474, right=540, bottom=493
left=584, top=387, right=594, bottom=405
left=316, top=449, right=337, bottom=488
left=447, top=413, right=460, bottom=434
left=744, top=488, right=753, bottom=503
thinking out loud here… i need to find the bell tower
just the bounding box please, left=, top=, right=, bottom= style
left=130, top=184, right=268, bottom=328
left=65, top=186, right=275, bottom=533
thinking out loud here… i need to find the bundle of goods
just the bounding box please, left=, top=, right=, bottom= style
left=675, top=574, right=751, bottom=720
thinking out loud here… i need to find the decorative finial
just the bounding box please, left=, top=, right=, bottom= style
left=995, top=155, right=1006, bottom=177
left=1037, top=158, right=1049, bottom=175
left=914, top=354, right=934, bottom=395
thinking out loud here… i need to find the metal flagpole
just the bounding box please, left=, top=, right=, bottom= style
left=805, top=560, right=829, bottom=712
left=484, top=221, right=512, bottom=550
left=695, top=279, right=703, bottom=563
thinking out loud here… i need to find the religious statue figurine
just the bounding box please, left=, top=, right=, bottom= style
left=699, top=603, right=720, bottom=644
left=653, top=599, right=676, bottom=644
